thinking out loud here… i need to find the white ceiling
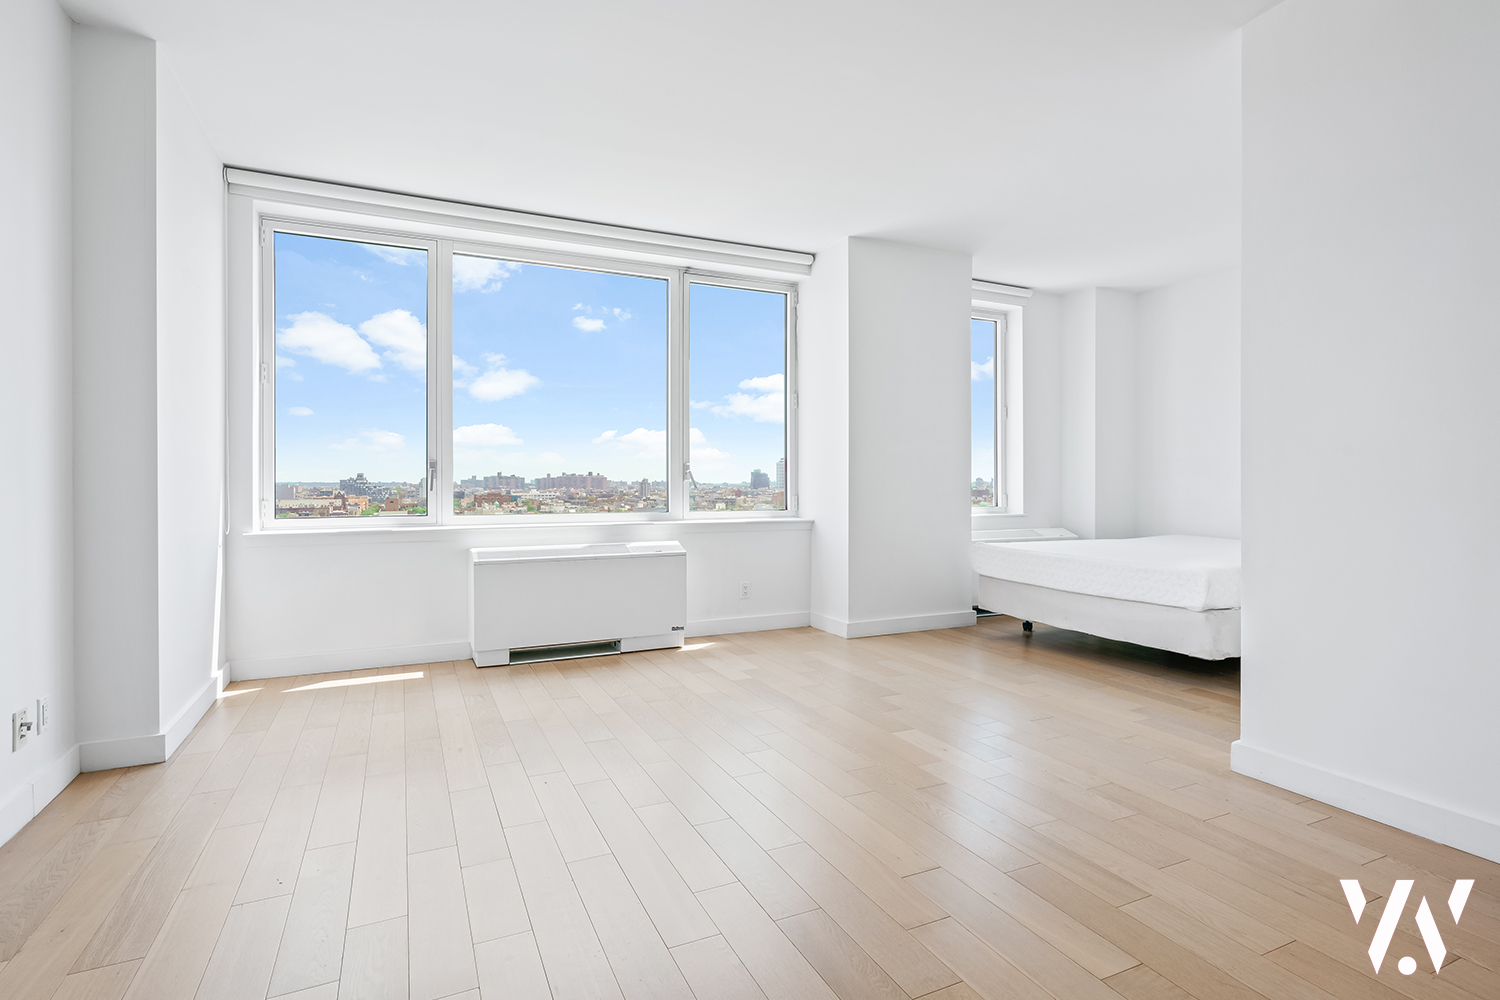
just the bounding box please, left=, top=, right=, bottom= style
left=63, top=0, right=1281, bottom=291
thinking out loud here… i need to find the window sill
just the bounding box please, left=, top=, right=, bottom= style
left=238, top=516, right=813, bottom=544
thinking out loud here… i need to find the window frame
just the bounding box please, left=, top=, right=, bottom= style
left=682, top=271, right=798, bottom=519
left=970, top=307, right=1009, bottom=513
left=256, top=215, right=798, bottom=531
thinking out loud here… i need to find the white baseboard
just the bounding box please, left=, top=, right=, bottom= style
left=81, top=732, right=167, bottom=771
left=810, top=609, right=977, bottom=639
left=688, top=612, right=811, bottom=637
left=0, top=742, right=82, bottom=847
left=163, top=676, right=219, bottom=760
left=230, top=640, right=473, bottom=681
left=1231, top=740, right=1500, bottom=865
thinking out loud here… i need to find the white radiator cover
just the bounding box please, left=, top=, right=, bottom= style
left=469, top=541, right=687, bottom=667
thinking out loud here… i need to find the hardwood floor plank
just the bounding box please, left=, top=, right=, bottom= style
left=771, top=841, right=959, bottom=996
left=74, top=789, right=232, bottom=971
left=907, top=916, right=1059, bottom=1000
left=695, top=882, right=840, bottom=1000
left=266, top=842, right=357, bottom=997
left=307, top=754, right=367, bottom=851
left=575, top=779, right=717, bottom=948
left=474, top=931, right=552, bottom=1000
left=569, top=853, right=694, bottom=1000
left=531, top=773, right=609, bottom=863
left=118, top=880, right=238, bottom=1000
left=407, top=847, right=478, bottom=1000
left=461, top=858, right=529, bottom=944
left=337, top=915, right=407, bottom=1000
left=776, top=908, right=910, bottom=1000
left=194, top=895, right=293, bottom=1000
left=669, top=934, right=769, bottom=1000
left=0, top=839, right=154, bottom=1000
left=635, top=802, right=736, bottom=892
left=49, top=959, right=141, bottom=1000
left=347, top=771, right=407, bottom=930
left=697, top=818, right=818, bottom=920
left=505, top=820, right=623, bottom=1000
left=0, top=818, right=120, bottom=963
left=236, top=783, right=322, bottom=904
left=448, top=785, right=509, bottom=867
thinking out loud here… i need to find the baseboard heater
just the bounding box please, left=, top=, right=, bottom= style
left=469, top=541, right=687, bottom=667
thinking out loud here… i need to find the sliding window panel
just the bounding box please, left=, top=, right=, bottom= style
left=450, top=254, right=669, bottom=515
left=686, top=282, right=789, bottom=512
left=971, top=317, right=998, bottom=507
left=269, top=230, right=432, bottom=521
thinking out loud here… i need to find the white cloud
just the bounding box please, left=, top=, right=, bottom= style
left=688, top=427, right=730, bottom=469
left=467, top=353, right=541, bottom=401
left=277, top=312, right=382, bottom=374
left=971, top=356, right=994, bottom=381
left=689, top=400, right=711, bottom=409
left=331, top=429, right=405, bottom=451
left=591, top=427, right=666, bottom=461
left=366, top=245, right=426, bottom=267
left=275, top=355, right=296, bottom=368
left=573, top=316, right=606, bottom=332
left=360, top=309, right=426, bottom=373
left=612, top=308, right=631, bottom=321
left=712, top=391, right=784, bottom=423
left=738, top=373, right=783, bottom=393
left=453, top=355, right=479, bottom=380
left=288, top=406, right=314, bottom=417
left=454, top=256, right=521, bottom=293
left=453, top=423, right=523, bottom=447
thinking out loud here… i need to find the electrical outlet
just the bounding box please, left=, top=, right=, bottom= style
left=12, top=709, right=31, bottom=751
left=36, top=697, right=49, bottom=734
left=739, top=581, right=752, bottom=600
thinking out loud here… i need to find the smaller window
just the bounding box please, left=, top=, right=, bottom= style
left=971, top=316, right=1002, bottom=508
left=687, top=282, right=789, bottom=512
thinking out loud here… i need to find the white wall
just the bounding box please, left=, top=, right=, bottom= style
left=1059, top=287, right=1137, bottom=538
left=0, top=0, right=80, bottom=845
left=72, top=25, right=162, bottom=766
left=155, top=53, right=227, bottom=741
left=72, top=26, right=225, bottom=770
left=1136, top=267, right=1241, bottom=538
left=1235, top=0, right=1500, bottom=862
left=803, top=237, right=974, bottom=637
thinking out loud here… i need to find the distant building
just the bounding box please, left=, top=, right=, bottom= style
left=638, top=479, right=650, bottom=499
left=275, top=483, right=295, bottom=500
left=750, top=469, right=770, bottom=489
left=775, top=457, right=785, bottom=489
left=537, top=471, right=608, bottom=490
left=339, top=472, right=372, bottom=496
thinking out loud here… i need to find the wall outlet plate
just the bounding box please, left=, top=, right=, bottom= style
left=739, top=581, right=752, bottom=599
left=36, top=697, right=49, bottom=734
left=12, top=709, right=30, bottom=751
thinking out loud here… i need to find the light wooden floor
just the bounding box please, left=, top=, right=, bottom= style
left=1, top=619, right=1496, bottom=1000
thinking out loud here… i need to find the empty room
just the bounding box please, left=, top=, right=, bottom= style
left=2, top=1, right=1497, bottom=999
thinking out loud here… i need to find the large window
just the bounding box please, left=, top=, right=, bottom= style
left=971, top=315, right=1005, bottom=509
left=687, top=282, right=788, bottom=512
left=452, top=255, right=668, bottom=515
left=261, top=219, right=794, bottom=526
left=270, top=231, right=433, bottom=519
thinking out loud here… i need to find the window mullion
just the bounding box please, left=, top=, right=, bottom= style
left=433, top=240, right=453, bottom=524
left=668, top=268, right=688, bottom=518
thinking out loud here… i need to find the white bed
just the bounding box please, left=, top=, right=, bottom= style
left=972, top=535, right=1241, bottom=659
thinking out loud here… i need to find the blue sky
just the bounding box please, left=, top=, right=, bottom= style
left=273, top=233, right=787, bottom=485
left=971, top=317, right=997, bottom=492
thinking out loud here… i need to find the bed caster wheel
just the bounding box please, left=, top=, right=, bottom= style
left=1022, top=620, right=1033, bottom=632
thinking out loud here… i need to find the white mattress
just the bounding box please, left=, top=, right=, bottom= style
left=971, top=535, right=1241, bottom=612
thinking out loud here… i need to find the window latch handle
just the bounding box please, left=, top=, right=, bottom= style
left=428, top=460, right=437, bottom=492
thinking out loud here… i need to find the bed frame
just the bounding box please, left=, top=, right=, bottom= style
left=977, top=576, right=1240, bottom=660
